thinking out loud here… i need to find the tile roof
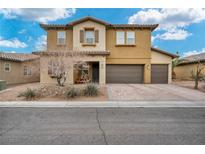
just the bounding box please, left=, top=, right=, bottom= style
left=67, top=16, right=110, bottom=26
left=0, top=52, right=40, bottom=62
left=40, top=16, right=158, bottom=31
left=151, top=47, right=179, bottom=58
left=178, top=52, right=205, bottom=65
left=33, top=51, right=110, bottom=56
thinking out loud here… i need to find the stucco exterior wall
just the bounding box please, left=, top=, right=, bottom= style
left=151, top=50, right=172, bottom=83
left=47, top=29, right=73, bottom=51
left=106, top=29, right=151, bottom=59
left=175, top=63, right=205, bottom=80
left=73, top=20, right=106, bottom=51
left=0, top=59, right=40, bottom=84
left=106, top=29, right=151, bottom=83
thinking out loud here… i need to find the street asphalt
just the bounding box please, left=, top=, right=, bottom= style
left=0, top=107, right=205, bottom=145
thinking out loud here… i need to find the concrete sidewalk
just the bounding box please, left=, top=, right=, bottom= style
left=1, top=101, right=205, bottom=107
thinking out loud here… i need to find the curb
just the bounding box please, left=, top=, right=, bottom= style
left=0, top=101, right=205, bottom=107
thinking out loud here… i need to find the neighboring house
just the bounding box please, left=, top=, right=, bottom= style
left=0, top=52, right=40, bottom=84
left=38, top=16, right=177, bottom=85
left=175, top=53, right=205, bottom=80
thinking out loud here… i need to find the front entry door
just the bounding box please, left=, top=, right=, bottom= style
left=92, top=63, right=99, bottom=83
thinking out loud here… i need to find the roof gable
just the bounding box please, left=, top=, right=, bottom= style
left=67, top=16, right=110, bottom=26
left=151, top=47, right=178, bottom=59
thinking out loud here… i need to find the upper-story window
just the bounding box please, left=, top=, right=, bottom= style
left=116, top=31, right=135, bottom=45
left=116, top=31, right=125, bottom=45
left=85, top=30, right=95, bottom=44
left=80, top=29, right=99, bottom=45
left=126, top=31, right=135, bottom=45
left=4, top=63, right=11, bottom=72
left=57, top=31, right=66, bottom=45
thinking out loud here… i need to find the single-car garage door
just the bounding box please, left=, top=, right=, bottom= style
left=106, top=64, right=144, bottom=83
left=151, top=64, right=168, bottom=83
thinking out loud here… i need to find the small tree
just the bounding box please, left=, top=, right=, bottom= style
left=191, top=61, right=205, bottom=89
left=47, top=47, right=89, bottom=86
left=172, top=58, right=183, bottom=79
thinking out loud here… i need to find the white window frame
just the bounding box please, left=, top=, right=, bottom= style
left=116, top=31, right=125, bottom=45
left=57, top=31, right=66, bottom=45
left=126, top=31, right=135, bottom=45
left=4, top=63, right=11, bottom=72
left=85, top=30, right=95, bottom=44
left=24, top=66, right=32, bottom=76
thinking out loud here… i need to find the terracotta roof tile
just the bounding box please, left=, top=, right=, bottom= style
left=33, top=51, right=110, bottom=56
left=0, top=52, right=40, bottom=62
left=178, top=52, right=205, bottom=65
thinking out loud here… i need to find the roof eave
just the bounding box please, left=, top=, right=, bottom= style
left=151, top=47, right=179, bottom=59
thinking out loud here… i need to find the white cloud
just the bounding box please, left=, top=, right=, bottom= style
left=35, top=35, right=47, bottom=51
left=183, top=48, right=205, bottom=57
left=0, top=37, right=27, bottom=48
left=128, top=8, right=205, bottom=41
left=128, top=8, right=205, bottom=30
left=18, top=29, right=27, bottom=34
left=153, top=28, right=192, bottom=41
left=0, top=8, right=76, bottom=23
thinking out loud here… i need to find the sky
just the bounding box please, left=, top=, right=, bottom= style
left=0, top=8, right=205, bottom=57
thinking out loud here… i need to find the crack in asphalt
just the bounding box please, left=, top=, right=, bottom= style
left=0, top=125, right=16, bottom=137
left=95, top=108, right=108, bottom=145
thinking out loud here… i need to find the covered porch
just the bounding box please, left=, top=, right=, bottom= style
left=37, top=51, right=108, bottom=85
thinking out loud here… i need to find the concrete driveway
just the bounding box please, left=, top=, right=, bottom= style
left=107, top=84, right=205, bottom=101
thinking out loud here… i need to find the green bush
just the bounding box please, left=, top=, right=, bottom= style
left=65, top=87, right=78, bottom=98
left=18, top=88, right=37, bottom=100
left=83, top=84, right=98, bottom=96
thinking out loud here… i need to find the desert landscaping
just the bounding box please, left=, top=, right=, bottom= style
left=0, top=82, right=108, bottom=101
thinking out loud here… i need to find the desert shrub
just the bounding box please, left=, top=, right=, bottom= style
left=18, top=88, right=37, bottom=100
left=83, top=84, right=98, bottom=96
left=65, top=87, right=78, bottom=98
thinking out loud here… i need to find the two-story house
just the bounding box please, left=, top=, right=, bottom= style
left=38, top=16, right=177, bottom=85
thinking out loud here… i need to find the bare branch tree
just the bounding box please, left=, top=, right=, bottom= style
left=47, top=46, right=89, bottom=86
left=191, top=61, right=205, bottom=89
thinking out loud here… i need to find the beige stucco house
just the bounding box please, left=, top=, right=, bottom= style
left=38, top=16, right=177, bottom=85
left=175, top=52, right=205, bottom=80
left=0, top=52, right=40, bottom=84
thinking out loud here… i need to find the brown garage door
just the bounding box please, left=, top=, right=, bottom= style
left=151, top=64, right=168, bottom=83
left=106, top=64, right=144, bottom=83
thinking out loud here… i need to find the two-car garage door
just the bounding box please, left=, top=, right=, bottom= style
left=106, top=65, right=144, bottom=83
left=106, top=64, right=168, bottom=84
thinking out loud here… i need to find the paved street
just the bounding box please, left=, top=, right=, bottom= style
left=0, top=107, right=205, bottom=144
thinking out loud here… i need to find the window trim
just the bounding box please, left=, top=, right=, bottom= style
left=116, top=31, right=125, bottom=45
left=4, top=63, right=11, bottom=72
left=116, top=30, right=136, bottom=46
left=126, top=31, right=135, bottom=45
left=23, top=66, right=32, bottom=76
left=57, top=31, right=66, bottom=45
left=84, top=29, right=95, bottom=45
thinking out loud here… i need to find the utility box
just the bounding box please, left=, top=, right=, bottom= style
left=0, top=80, right=6, bottom=91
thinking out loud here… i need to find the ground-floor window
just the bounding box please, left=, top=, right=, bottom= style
left=24, top=66, right=32, bottom=75
left=4, top=63, right=11, bottom=72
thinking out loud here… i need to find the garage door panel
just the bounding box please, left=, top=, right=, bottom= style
left=151, top=64, right=168, bottom=84
left=106, top=65, right=143, bottom=83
